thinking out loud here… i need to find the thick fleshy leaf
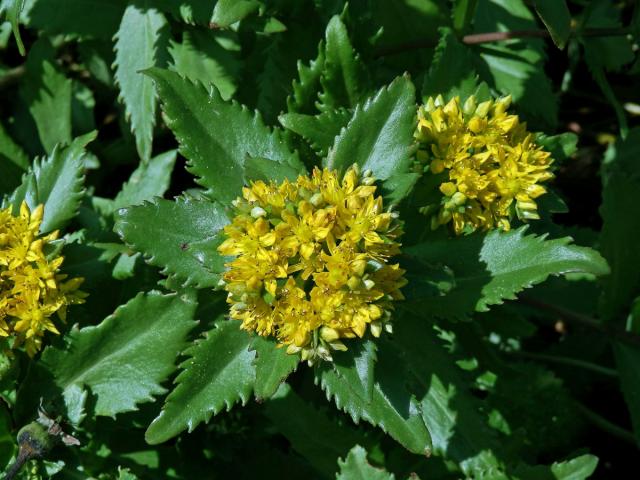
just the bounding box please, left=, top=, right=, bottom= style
left=252, top=336, right=300, bottom=401
left=114, top=150, right=176, bottom=210
left=326, top=76, right=416, bottom=181
left=265, top=384, right=368, bottom=477
left=19, top=38, right=72, bottom=152
left=114, top=4, right=169, bottom=161
left=534, top=0, right=571, bottom=49
left=8, top=132, right=95, bottom=234
left=318, top=15, right=368, bottom=111
left=145, top=319, right=256, bottom=444
left=404, top=227, right=610, bottom=317
left=145, top=68, right=301, bottom=204
left=516, top=454, right=599, bottom=480
left=316, top=339, right=431, bottom=456
left=337, top=445, right=394, bottom=480
left=114, top=196, right=229, bottom=289
left=42, top=291, right=197, bottom=418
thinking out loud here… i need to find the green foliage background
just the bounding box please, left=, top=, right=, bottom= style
left=0, top=0, right=639, bottom=478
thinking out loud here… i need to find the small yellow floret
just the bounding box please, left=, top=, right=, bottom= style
left=0, top=202, right=86, bottom=356
left=415, top=95, right=554, bottom=235
left=218, top=166, right=406, bottom=363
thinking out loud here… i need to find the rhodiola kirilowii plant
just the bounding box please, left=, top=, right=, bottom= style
left=0, top=0, right=639, bottom=478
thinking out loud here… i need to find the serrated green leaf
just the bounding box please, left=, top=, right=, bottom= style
left=153, top=0, right=214, bottom=25
left=613, top=342, right=640, bottom=443
left=405, top=227, right=610, bottom=317
left=599, top=129, right=640, bottom=321
left=114, top=150, right=176, bottom=210
left=24, top=0, right=127, bottom=39
left=337, top=445, right=394, bottom=480
left=316, top=338, right=431, bottom=455
left=8, top=132, right=95, bottom=234
left=42, top=291, right=197, bottom=418
left=19, top=38, right=72, bottom=152
left=516, top=454, right=599, bottom=480
left=145, top=319, right=256, bottom=444
left=211, top=0, right=261, bottom=28
left=279, top=109, right=350, bottom=157
left=326, top=76, right=416, bottom=182
left=319, top=15, right=368, bottom=111
left=252, top=336, right=299, bottom=400
left=114, top=197, right=229, bottom=289
left=169, top=29, right=240, bottom=101
left=244, top=156, right=306, bottom=185
left=474, top=0, right=557, bottom=128
left=265, top=384, right=369, bottom=476
left=145, top=68, right=301, bottom=204
left=423, top=28, right=478, bottom=102
left=535, top=132, right=578, bottom=163
left=534, top=0, right=571, bottom=49
left=394, top=314, right=508, bottom=476
left=114, top=4, right=169, bottom=162
left=288, top=43, right=325, bottom=114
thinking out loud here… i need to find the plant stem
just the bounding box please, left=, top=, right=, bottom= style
left=576, top=403, right=638, bottom=447
left=375, top=26, right=630, bottom=57
left=509, top=350, right=619, bottom=378
left=0, top=65, right=26, bottom=92
left=3, top=449, right=30, bottom=480
left=520, top=296, right=640, bottom=348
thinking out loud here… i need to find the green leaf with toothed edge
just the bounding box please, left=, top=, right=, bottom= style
left=144, top=67, right=302, bottom=205
left=114, top=3, right=169, bottom=162
left=114, top=150, right=176, bottom=210
left=279, top=109, right=351, bottom=157
left=7, top=131, right=96, bottom=234
left=315, top=337, right=432, bottom=456
left=265, top=384, right=370, bottom=477
left=404, top=226, right=610, bottom=318
left=145, top=318, right=256, bottom=444
left=41, top=291, right=197, bottom=418
left=326, top=76, right=417, bottom=182
left=252, top=336, right=300, bottom=401
left=114, top=196, right=229, bottom=289
left=287, top=42, right=325, bottom=115
left=337, top=445, right=394, bottom=480
left=19, top=38, right=72, bottom=152
left=318, top=15, right=369, bottom=112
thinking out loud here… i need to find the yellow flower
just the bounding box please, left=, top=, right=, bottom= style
left=218, top=166, right=406, bottom=363
left=415, top=95, right=554, bottom=235
left=0, top=202, right=86, bottom=356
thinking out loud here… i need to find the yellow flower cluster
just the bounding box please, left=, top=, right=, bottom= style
left=0, top=203, right=86, bottom=356
left=415, top=95, right=554, bottom=235
left=218, top=166, right=406, bottom=362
